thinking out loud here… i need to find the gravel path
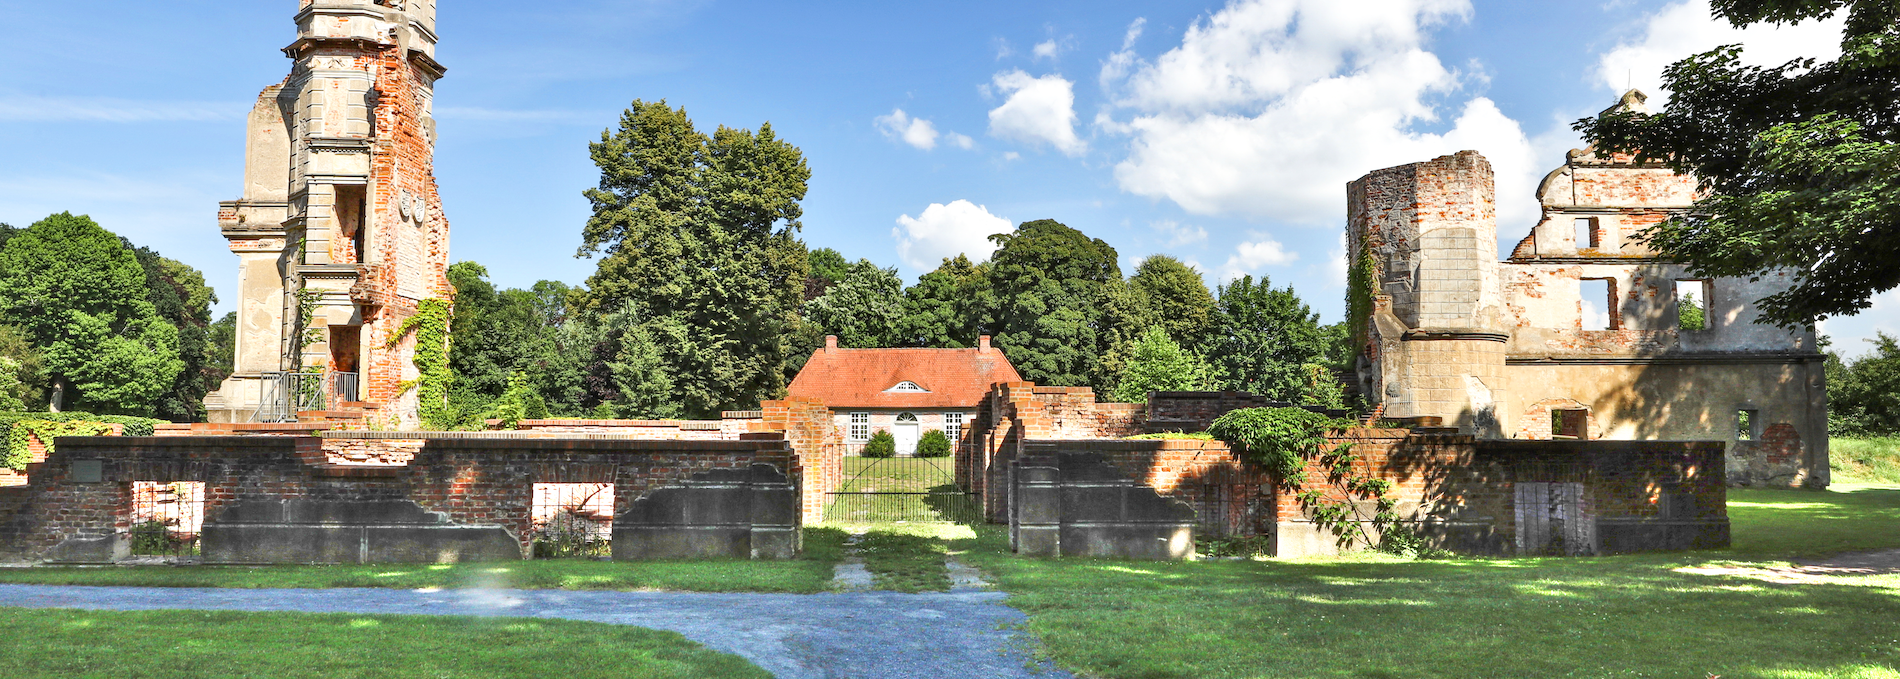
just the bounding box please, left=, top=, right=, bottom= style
left=0, top=584, right=1071, bottom=679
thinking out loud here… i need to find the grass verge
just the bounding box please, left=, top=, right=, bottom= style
left=1833, top=436, right=1900, bottom=484
left=0, top=607, right=769, bottom=678
left=840, top=523, right=974, bottom=592
left=0, top=527, right=846, bottom=593
left=952, top=485, right=1900, bottom=679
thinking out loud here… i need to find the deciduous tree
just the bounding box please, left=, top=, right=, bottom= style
left=987, top=219, right=1122, bottom=391
left=1205, top=275, right=1327, bottom=401
left=578, top=101, right=810, bottom=416
left=0, top=213, right=182, bottom=415
left=1576, top=0, right=1900, bottom=327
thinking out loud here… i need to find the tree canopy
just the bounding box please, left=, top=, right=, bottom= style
left=577, top=101, right=810, bottom=417
left=899, top=254, right=993, bottom=349
left=1109, top=326, right=1214, bottom=403
left=1205, top=275, right=1329, bottom=401
left=987, top=219, right=1123, bottom=390
left=1828, top=332, right=1900, bottom=437
left=0, top=213, right=183, bottom=415
left=1576, top=0, right=1900, bottom=327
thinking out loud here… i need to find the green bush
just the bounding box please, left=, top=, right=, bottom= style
left=0, top=412, right=162, bottom=470
left=915, top=429, right=951, bottom=457
left=862, top=430, right=896, bottom=458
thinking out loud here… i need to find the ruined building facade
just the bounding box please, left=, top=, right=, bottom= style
left=204, top=0, right=451, bottom=427
left=1347, top=91, right=1828, bottom=488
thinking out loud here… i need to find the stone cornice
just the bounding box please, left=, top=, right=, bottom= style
left=1401, top=329, right=1510, bottom=343
left=1505, top=353, right=1824, bottom=366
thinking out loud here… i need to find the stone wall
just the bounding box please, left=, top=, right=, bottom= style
left=0, top=434, right=799, bottom=564
left=506, top=419, right=731, bottom=440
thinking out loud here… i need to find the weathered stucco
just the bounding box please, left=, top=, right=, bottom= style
left=1345, top=90, right=1828, bottom=488
left=207, top=0, right=452, bottom=427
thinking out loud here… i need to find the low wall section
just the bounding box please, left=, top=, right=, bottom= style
left=0, top=434, right=799, bottom=564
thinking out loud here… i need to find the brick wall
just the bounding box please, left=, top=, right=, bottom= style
left=761, top=397, right=841, bottom=524
left=0, top=423, right=125, bottom=488
left=1144, top=391, right=1283, bottom=432
left=0, top=435, right=795, bottom=563
left=506, top=419, right=732, bottom=440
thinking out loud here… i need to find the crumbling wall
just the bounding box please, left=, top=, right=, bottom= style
left=0, top=435, right=800, bottom=564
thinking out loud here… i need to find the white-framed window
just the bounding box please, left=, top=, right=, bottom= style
left=886, top=381, right=929, bottom=393
left=943, top=412, right=966, bottom=444
left=848, top=412, right=870, bottom=442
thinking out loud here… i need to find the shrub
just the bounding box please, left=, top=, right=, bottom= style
left=862, top=430, right=896, bottom=458
left=1124, top=431, right=1215, bottom=440
left=916, top=429, right=951, bottom=457
left=0, top=412, right=162, bottom=470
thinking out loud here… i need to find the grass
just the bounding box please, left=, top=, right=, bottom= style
left=824, top=456, right=981, bottom=524
left=843, top=523, right=977, bottom=592
left=949, top=484, right=1900, bottom=679
left=0, top=527, right=847, bottom=593
left=1730, top=484, right=1900, bottom=557
left=0, top=608, right=768, bottom=678
left=1833, top=436, right=1900, bottom=484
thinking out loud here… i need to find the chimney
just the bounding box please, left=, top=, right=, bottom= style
left=824, top=335, right=838, bottom=353
left=978, top=335, right=991, bottom=353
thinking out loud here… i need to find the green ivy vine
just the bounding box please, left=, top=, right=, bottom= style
left=1207, top=407, right=1397, bottom=549
left=1345, top=231, right=1381, bottom=360
left=5, top=420, right=113, bottom=470
left=387, top=297, right=453, bottom=429
left=295, top=287, right=325, bottom=354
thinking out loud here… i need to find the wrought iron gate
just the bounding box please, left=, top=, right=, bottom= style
left=823, top=453, right=980, bottom=524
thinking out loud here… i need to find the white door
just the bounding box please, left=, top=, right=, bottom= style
left=894, top=423, right=919, bottom=456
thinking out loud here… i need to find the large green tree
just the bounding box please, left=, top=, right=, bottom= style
left=898, top=254, right=994, bottom=348
left=445, top=262, right=562, bottom=426
left=1110, top=326, right=1215, bottom=403
left=987, top=219, right=1122, bottom=390
left=0, top=325, right=44, bottom=410
left=801, top=258, right=904, bottom=350
left=578, top=101, right=810, bottom=417
left=0, top=213, right=183, bottom=415
left=1125, top=255, right=1215, bottom=347
left=1576, top=0, right=1899, bottom=328
left=1827, top=333, right=1900, bottom=436
left=1205, top=275, right=1328, bottom=401
left=128, top=244, right=220, bottom=422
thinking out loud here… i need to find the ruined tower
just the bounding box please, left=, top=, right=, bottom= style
left=204, top=0, right=451, bottom=427
left=1346, top=91, right=1828, bottom=487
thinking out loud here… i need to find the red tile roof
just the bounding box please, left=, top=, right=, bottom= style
left=788, top=338, right=1020, bottom=409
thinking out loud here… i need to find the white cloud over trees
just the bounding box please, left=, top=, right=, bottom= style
left=987, top=70, right=1086, bottom=156
left=892, top=199, right=1015, bottom=270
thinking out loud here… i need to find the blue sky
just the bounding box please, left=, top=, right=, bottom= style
left=0, top=0, right=1891, bottom=356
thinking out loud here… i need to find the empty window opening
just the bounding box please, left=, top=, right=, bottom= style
left=1551, top=410, right=1589, bottom=439
left=335, top=184, right=368, bottom=264
left=848, top=412, right=870, bottom=442
left=1675, top=280, right=1710, bottom=331
left=1574, top=217, right=1600, bottom=250
left=531, top=483, right=613, bottom=559
left=1580, top=278, right=1614, bottom=330
left=128, top=481, right=204, bottom=558
left=1736, top=409, right=1759, bottom=441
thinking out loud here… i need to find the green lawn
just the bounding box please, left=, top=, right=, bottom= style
left=0, top=527, right=846, bottom=593
left=823, top=456, right=981, bottom=524
left=0, top=608, right=768, bottom=679
left=954, top=484, right=1900, bottom=679
left=1834, top=436, right=1900, bottom=484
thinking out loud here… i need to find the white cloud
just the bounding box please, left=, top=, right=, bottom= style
left=947, top=132, right=975, bottom=149
left=1150, top=219, right=1208, bottom=247
left=1218, top=237, right=1297, bottom=281
left=987, top=70, right=1086, bottom=156
left=1099, top=0, right=1545, bottom=228
left=0, top=95, right=243, bottom=122
left=1594, top=0, right=1845, bottom=105
left=1102, top=18, right=1148, bottom=89
left=1033, top=40, right=1060, bottom=60
left=874, top=108, right=941, bottom=150
left=892, top=200, right=1015, bottom=270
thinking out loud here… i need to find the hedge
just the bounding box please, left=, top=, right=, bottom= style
left=0, top=412, right=163, bottom=470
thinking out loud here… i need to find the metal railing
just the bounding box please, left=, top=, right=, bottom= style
left=254, top=371, right=359, bottom=422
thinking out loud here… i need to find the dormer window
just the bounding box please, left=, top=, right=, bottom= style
left=885, top=381, right=929, bottom=393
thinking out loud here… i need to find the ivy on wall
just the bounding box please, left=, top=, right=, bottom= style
left=5, top=419, right=114, bottom=470
left=1345, top=232, right=1380, bottom=360
left=1208, top=407, right=1398, bottom=549
left=388, top=297, right=452, bottom=429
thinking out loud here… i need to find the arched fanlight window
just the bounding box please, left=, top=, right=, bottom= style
left=886, top=381, right=930, bottom=393
left=896, top=412, right=919, bottom=423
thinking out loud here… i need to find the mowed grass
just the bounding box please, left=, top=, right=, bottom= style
left=956, top=485, right=1900, bottom=679
left=0, top=527, right=846, bottom=593
left=0, top=608, right=768, bottom=679
left=844, top=523, right=977, bottom=593
left=1833, top=436, right=1900, bottom=484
